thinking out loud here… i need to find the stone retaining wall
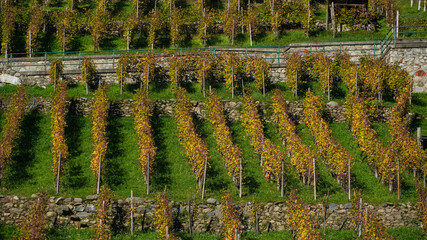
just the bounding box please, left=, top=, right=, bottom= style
left=0, top=97, right=393, bottom=123
left=0, top=194, right=420, bottom=233
left=387, top=47, right=427, bottom=93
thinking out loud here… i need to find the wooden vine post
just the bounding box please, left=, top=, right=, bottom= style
left=147, top=153, right=150, bottom=195
left=239, top=158, right=242, bottom=198
left=348, top=157, right=351, bottom=200
left=97, top=153, right=102, bottom=194
left=295, top=70, right=298, bottom=97
left=55, top=152, right=62, bottom=194
left=120, top=64, right=123, bottom=95
left=328, top=68, right=331, bottom=101
left=188, top=196, right=193, bottom=234
left=262, top=69, right=265, bottom=97
left=281, top=159, right=284, bottom=197
left=130, top=190, right=134, bottom=235
left=203, top=61, right=206, bottom=98
left=313, top=158, right=317, bottom=200
left=397, top=159, right=401, bottom=201
left=54, top=63, right=57, bottom=91
left=202, top=156, right=207, bottom=199
left=231, top=65, right=234, bottom=99
left=331, top=2, right=336, bottom=38
left=85, top=66, right=89, bottom=94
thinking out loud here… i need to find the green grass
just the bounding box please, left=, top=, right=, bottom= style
left=0, top=84, right=425, bottom=204
left=0, top=111, right=419, bottom=204
left=0, top=223, right=423, bottom=240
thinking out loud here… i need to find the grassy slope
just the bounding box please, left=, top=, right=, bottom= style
left=0, top=79, right=425, bottom=202
left=0, top=223, right=423, bottom=240
left=0, top=111, right=420, bottom=204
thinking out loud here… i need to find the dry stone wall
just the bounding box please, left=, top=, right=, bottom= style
left=387, top=47, right=427, bottom=93
left=0, top=97, right=393, bottom=123
left=0, top=194, right=420, bottom=233
left=1, top=41, right=426, bottom=91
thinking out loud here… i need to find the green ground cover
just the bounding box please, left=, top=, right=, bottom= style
left=0, top=109, right=422, bottom=204
left=0, top=223, right=423, bottom=240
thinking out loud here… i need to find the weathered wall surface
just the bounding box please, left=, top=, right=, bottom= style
left=387, top=47, right=427, bottom=93
left=0, top=97, right=392, bottom=123
left=1, top=41, right=426, bottom=91
left=0, top=194, right=420, bottom=233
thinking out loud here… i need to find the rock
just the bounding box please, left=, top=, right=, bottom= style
left=414, top=86, right=424, bottom=93
left=206, top=198, right=217, bottom=204
left=199, top=204, right=208, bottom=209
left=9, top=208, right=22, bottom=214
left=55, top=197, right=64, bottom=204
left=74, top=198, right=83, bottom=204
left=327, top=101, right=339, bottom=108
left=85, top=204, right=96, bottom=212
left=75, top=205, right=86, bottom=212
left=415, top=70, right=426, bottom=77
left=46, top=212, right=56, bottom=218
left=0, top=74, right=21, bottom=85
left=329, top=203, right=338, bottom=210
left=76, top=212, right=90, bottom=219
left=207, top=212, right=215, bottom=217
left=31, top=194, right=38, bottom=198
left=344, top=204, right=351, bottom=209
left=86, top=195, right=98, bottom=200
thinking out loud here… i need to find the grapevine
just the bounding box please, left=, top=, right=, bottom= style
left=221, top=192, right=242, bottom=240
left=49, top=59, right=64, bottom=86
left=206, top=92, right=242, bottom=183
left=92, top=186, right=112, bottom=240
left=91, top=86, right=110, bottom=179
left=303, top=91, right=351, bottom=185
left=51, top=80, right=68, bottom=181
left=81, top=58, right=97, bottom=93
left=241, top=94, right=284, bottom=187
left=134, top=89, right=156, bottom=189
left=0, top=86, right=27, bottom=179
left=17, top=190, right=48, bottom=240
left=287, top=190, right=320, bottom=240
left=246, top=56, right=271, bottom=93
left=272, top=89, right=315, bottom=184
left=346, top=95, right=396, bottom=184
left=154, top=188, right=181, bottom=240
left=174, top=87, right=209, bottom=183
left=136, top=52, right=156, bottom=91
left=285, top=53, right=305, bottom=96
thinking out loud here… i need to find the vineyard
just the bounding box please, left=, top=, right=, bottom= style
left=0, top=0, right=426, bottom=56
left=0, top=50, right=426, bottom=239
